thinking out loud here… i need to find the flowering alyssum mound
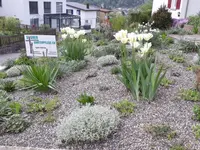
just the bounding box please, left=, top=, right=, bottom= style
left=56, top=105, right=120, bottom=143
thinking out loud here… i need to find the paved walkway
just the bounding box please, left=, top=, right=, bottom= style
left=169, top=34, right=200, bottom=43
left=0, top=53, right=20, bottom=65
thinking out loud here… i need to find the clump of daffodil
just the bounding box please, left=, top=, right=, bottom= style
left=114, top=30, right=153, bottom=57
left=61, top=27, right=87, bottom=43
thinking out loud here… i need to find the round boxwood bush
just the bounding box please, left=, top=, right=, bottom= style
left=56, top=105, right=120, bottom=143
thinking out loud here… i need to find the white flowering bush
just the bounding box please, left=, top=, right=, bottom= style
left=97, top=55, right=118, bottom=67
left=60, top=27, right=88, bottom=61
left=114, top=30, right=166, bottom=101
left=56, top=105, right=120, bottom=143
left=6, top=65, right=27, bottom=77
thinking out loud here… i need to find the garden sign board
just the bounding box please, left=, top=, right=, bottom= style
left=24, top=35, right=57, bottom=57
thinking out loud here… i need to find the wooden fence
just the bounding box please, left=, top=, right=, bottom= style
left=0, top=29, right=56, bottom=47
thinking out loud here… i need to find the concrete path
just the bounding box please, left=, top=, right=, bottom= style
left=169, top=34, right=200, bottom=43
left=0, top=53, right=20, bottom=65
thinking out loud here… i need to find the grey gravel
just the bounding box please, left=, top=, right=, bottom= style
left=0, top=54, right=200, bottom=150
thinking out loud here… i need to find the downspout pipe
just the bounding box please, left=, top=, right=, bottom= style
left=184, top=0, right=190, bottom=18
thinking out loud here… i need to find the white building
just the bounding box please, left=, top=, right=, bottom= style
left=152, top=0, right=200, bottom=19
left=66, top=2, right=99, bottom=29
left=0, top=0, right=66, bottom=28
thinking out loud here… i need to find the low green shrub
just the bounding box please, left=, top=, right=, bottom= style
left=193, top=104, right=200, bottom=121
left=97, top=55, right=118, bottom=67
left=179, top=41, right=199, bottom=53
left=15, top=56, right=35, bottom=65
left=56, top=105, right=120, bottom=143
left=27, top=96, right=59, bottom=113
left=112, top=99, right=136, bottom=116
left=0, top=72, right=7, bottom=79
left=152, top=5, right=172, bottom=30
left=192, top=124, right=200, bottom=139
left=6, top=65, right=27, bottom=77
left=111, top=66, right=121, bottom=74
left=0, top=80, right=16, bottom=92
left=146, top=124, right=176, bottom=139
left=76, top=93, right=95, bottom=105
left=21, top=64, right=59, bottom=91
left=110, top=14, right=127, bottom=31
left=180, top=89, right=200, bottom=101
left=91, top=43, right=121, bottom=58
left=169, top=52, right=185, bottom=63
left=161, top=77, right=173, bottom=87
left=170, top=144, right=188, bottom=150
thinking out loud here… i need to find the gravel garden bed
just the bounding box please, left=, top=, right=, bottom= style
left=0, top=51, right=200, bottom=150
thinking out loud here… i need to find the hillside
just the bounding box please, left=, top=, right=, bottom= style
left=69, top=0, right=147, bottom=8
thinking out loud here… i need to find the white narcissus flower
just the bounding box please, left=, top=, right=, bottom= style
left=82, top=39, right=87, bottom=43
left=77, top=30, right=86, bottom=36
left=70, top=34, right=74, bottom=38
left=120, top=30, right=128, bottom=38
left=114, top=32, right=121, bottom=41
left=120, top=38, right=128, bottom=44
left=61, top=34, right=68, bottom=39
left=140, top=42, right=152, bottom=56
left=132, top=42, right=140, bottom=49
left=144, top=33, right=153, bottom=41
left=68, top=28, right=75, bottom=35
left=74, top=33, right=80, bottom=39
left=137, top=34, right=144, bottom=41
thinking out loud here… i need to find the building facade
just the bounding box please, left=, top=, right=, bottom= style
left=152, top=0, right=200, bottom=19
left=0, top=0, right=66, bottom=28
left=66, top=2, right=99, bottom=29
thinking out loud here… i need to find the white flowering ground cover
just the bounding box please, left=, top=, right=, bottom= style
left=0, top=50, right=200, bottom=149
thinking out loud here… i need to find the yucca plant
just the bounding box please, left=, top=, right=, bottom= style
left=20, top=64, right=59, bottom=92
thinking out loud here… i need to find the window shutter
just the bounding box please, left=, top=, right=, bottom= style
left=168, top=0, right=172, bottom=8
left=176, top=0, right=181, bottom=9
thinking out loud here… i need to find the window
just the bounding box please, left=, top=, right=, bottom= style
left=77, top=10, right=81, bottom=15
left=168, top=0, right=181, bottom=10
left=56, top=2, right=63, bottom=13
left=66, top=9, right=73, bottom=15
left=0, top=0, right=2, bottom=7
left=44, top=2, right=51, bottom=14
left=30, top=18, right=39, bottom=27
left=29, top=1, right=38, bottom=14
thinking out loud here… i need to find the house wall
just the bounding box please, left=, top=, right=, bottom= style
left=0, top=0, right=66, bottom=26
left=66, top=5, right=97, bottom=28
left=152, top=0, right=200, bottom=19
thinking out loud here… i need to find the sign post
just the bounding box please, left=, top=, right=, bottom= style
left=24, top=35, right=58, bottom=57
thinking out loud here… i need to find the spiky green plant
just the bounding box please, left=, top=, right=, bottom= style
left=21, top=64, right=59, bottom=91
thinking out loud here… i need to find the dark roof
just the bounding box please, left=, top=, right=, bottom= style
left=66, top=2, right=100, bottom=11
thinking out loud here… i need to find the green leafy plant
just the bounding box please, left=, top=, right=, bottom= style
left=119, top=57, right=166, bottom=101
left=192, top=124, right=200, bottom=139
left=112, top=99, right=136, bottom=116
left=110, top=14, right=127, bottom=31
left=169, top=53, right=185, bottom=63
left=146, top=124, right=176, bottom=139
left=193, top=104, right=200, bottom=121
left=0, top=72, right=7, bottom=79
left=62, top=38, right=87, bottom=61
left=161, top=77, right=173, bottom=87
left=180, top=89, right=200, bottom=101
left=170, top=144, right=188, bottom=150
left=0, top=80, right=16, bottom=92
left=180, top=40, right=199, bottom=53
left=9, top=102, right=22, bottom=114
left=76, top=93, right=95, bottom=105
left=3, top=114, right=29, bottom=133
left=21, top=64, right=59, bottom=91
left=152, top=5, right=173, bottom=30
left=15, top=56, right=35, bottom=66
left=111, top=66, right=121, bottom=74
left=56, top=105, right=120, bottom=143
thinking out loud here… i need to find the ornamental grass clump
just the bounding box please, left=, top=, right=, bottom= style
left=114, top=30, right=166, bottom=101
left=56, top=105, right=120, bottom=143
left=61, top=27, right=88, bottom=61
